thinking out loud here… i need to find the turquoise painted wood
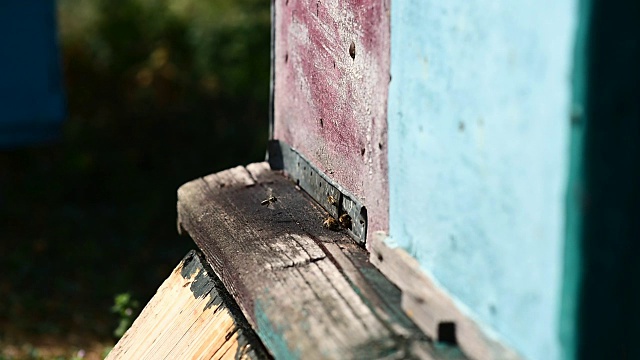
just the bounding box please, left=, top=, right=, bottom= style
left=0, top=1, right=66, bottom=147
left=387, top=1, right=578, bottom=359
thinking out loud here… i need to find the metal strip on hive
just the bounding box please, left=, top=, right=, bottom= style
left=268, top=140, right=367, bottom=245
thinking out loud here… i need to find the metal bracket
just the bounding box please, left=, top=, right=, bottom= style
left=268, top=140, right=368, bottom=246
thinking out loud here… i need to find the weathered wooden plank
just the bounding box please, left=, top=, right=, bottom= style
left=107, top=250, right=268, bottom=360
left=178, top=162, right=461, bottom=359
left=249, top=163, right=428, bottom=351
left=369, top=232, right=521, bottom=360
left=273, top=0, right=390, bottom=243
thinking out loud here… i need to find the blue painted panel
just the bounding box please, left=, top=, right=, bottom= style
left=388, top=1, right=577, bottom=359
left=0, top=0, right=65, bottom=147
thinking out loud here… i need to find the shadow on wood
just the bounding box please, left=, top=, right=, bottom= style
left=177, top=162, right=466, bottom=359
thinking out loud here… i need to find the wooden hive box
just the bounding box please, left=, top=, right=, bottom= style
left=111, top=0, right=640, bottom=358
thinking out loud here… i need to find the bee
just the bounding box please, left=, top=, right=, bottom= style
left=338, top=213, right=352, bottom=230
left=322, top=216, right=340, bottom=231
left=327, top=195, right=338, bottom=206
left=261, top=189, right=278, bottom=208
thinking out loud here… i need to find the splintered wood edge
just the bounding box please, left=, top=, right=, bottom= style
left=177, top=162, right=466, bottom=359
left=369, top=232, right=523, bottom=360
left=107, top=250, right=269, bottom=360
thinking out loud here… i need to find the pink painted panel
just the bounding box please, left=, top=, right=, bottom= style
left=274, top=0, right=390, bottom=242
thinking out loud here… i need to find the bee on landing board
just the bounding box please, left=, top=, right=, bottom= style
left=261, top=189, right=278, bottom=209
left=322, top=216, right=340, bottom=231
left=338, top=213, right=352, bottom=230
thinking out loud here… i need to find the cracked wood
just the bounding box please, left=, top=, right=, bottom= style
left=177, top=162, right=464, bottom=359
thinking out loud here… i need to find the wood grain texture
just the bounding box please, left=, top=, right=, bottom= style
left=369, top=232, right=522, bottom=360
left=107, top=250, right=268, bottom=360
left=177, top=163, right=462, bottom=359
left=273, top=0, right=390, bottom=244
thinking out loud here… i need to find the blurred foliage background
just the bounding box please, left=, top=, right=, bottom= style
left=0, top=0, right=270, bottom=358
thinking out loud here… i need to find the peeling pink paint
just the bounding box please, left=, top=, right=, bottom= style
left=274, top=0, right=390, bottom=244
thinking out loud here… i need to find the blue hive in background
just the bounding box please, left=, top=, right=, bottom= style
left=0, top=1, right=65, bottom=148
